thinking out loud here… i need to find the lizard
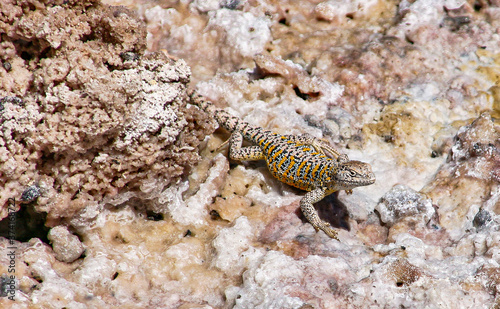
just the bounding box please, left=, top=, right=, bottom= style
left=190, top=91, right=375, bottom=240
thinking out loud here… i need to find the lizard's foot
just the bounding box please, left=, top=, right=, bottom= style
left=315, top=222, right=339, bottom=241
left=345, top=189, right=353, bottom=195
left=337, top=153, right=349, bottom=163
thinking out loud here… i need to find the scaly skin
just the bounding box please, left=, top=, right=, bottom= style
left=190, top=91, right=375, bottom=240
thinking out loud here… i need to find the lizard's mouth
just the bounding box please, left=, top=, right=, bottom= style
left=352, top=175, right=376, bottom=187
left=358, top=173, right=376, bottom=186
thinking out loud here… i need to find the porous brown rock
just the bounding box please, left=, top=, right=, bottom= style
left=0, top=0, right=213, bottom=224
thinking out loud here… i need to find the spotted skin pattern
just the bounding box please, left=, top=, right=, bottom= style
left=190, top=92, right=375, bottom=240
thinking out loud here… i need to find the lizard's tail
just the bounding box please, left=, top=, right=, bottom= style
left=189, top=90, right=215, bottom=114
left=189, top=90, right=262, bottom=139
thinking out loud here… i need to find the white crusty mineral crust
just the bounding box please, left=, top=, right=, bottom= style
left=376, top=184, right=435, bottom=226
left=212, top=216, right=254, bottom=274
left=207, top=9, right=271, bottom=58
left=47, top=226, right=85, bottom=263
left=161, top=153, right=229, bottom=226
left=315, top=0, right=379, bottom=23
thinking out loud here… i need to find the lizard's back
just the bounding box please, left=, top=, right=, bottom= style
left=259, top=135, right=336, bottom=192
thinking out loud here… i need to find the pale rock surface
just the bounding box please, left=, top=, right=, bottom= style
left=1, top=0, right=500, bottom=308
left=47, top=226, right=84, bottom=263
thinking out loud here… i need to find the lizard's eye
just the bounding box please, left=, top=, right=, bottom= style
left=349, top=171, right=357, bottom=177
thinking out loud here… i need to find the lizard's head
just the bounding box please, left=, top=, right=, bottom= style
left=333, top=160, right=376, bottom=191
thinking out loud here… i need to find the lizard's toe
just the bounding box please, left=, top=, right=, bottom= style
left=319, top=223, right=339, bottom=241
left=338, top=154, right=349, bottom=163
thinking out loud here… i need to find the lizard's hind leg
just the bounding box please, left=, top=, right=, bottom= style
left=311, top=138, right=349, bottom=163
left=228, top=132, right=265, bottom=161
left=283, top=133, right=349, bottom=163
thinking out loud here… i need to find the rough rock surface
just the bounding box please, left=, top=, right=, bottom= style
left=0, top=0, right=212, bottom=223
left=47, top=225, right=84, bottom=263
left=1, top=0, right=500, bottom=308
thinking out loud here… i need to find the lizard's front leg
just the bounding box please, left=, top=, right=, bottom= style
left=228, top=132, right=266, bottom=161
left=300, top=187, right=339, bottom=240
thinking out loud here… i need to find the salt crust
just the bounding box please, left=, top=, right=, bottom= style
left=315, top=0, right=379, bottom=23
left=376, top=184, right=435, bottom=227
left=161, top=153, right=229, bottom=226
left=47, top=225, right=85, bottom=263
left=207, top=9, right=271, bottom=58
